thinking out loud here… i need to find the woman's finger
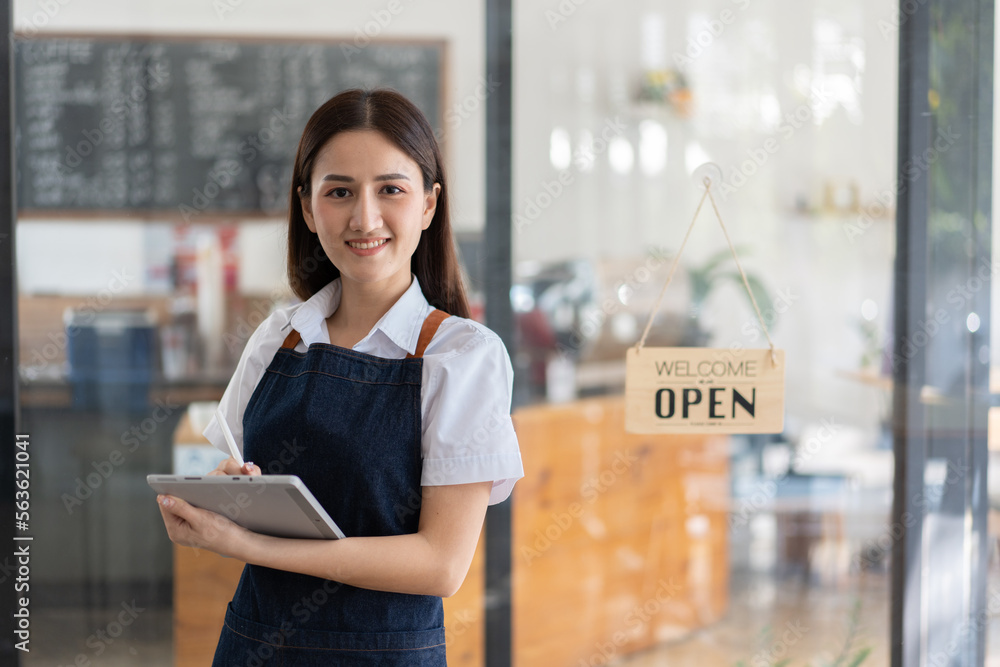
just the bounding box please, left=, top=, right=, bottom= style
left=157, top=493, right=194, bottom=517
left=157, top=495, right=197, bottom=536
left=207, top=456, right=247, bottom=476
left=241, top=462, right=261, bottom=476
left=156, top=494, right=191, bottom=543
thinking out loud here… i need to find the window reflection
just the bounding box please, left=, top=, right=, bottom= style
left=638, top=120, right=667, bottom=176
left=550, top=127, right=573, bottom=170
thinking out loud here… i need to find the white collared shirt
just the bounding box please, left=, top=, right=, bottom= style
left=203, top=275, right=523, bottom=505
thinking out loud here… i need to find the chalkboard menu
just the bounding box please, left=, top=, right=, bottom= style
left=14, top=35, right=444, bottom=217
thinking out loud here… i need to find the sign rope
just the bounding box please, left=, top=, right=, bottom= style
left=636, top=174, right=777, bottom=366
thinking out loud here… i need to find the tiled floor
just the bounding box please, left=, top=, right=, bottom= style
left=621, top=554, right=1000, bottom=667
left=23, top=606, right=173, bottom=666
left=24, top=573, right=888, bottom=666
left=622, top=570, right=890, bottom=666
left=23, top=565, right=1000, bottom=666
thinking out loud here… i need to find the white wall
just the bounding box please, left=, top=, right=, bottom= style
left=17, top=221, right=147, bottom=295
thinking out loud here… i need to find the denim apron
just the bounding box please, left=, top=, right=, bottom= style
left=212, top=309, right=451, bottom=666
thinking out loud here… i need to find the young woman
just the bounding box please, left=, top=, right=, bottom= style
left=156, top=88, right=523, bottom=666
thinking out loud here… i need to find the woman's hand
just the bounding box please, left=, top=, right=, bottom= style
left=157, top=457, right=260, bottom=555
left=207, top=456, right=262, bottom=476
left=156, top=493, right=250, bottom=557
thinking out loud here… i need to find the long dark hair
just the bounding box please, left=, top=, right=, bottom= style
left=286, top=88, right=470, bottom=319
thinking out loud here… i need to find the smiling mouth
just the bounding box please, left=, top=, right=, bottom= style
left=347, top=239, right=389, bottom=250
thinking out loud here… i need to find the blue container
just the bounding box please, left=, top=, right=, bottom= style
left=65, top=309, right=157, bottom=413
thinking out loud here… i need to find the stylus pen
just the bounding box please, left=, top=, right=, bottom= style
left=216, top=406, right=247, bottom=470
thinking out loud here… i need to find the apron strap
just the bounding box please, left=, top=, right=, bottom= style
left=280, top=329, right=302, bottom=349
left=279, top=309, right=449, bottom=356
left=407, top=309, right=449, bottom=359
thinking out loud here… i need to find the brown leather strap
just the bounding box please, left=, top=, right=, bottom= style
left=407, top=309, right=449, bottom=359
left=280, top=329, right=302, bottom=349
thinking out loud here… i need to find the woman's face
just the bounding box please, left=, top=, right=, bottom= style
left=300, top=129, right=440, bottom=296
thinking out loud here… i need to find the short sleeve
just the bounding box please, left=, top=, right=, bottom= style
left=201, top=317, right=277, bottom=461
left=420, top=329, right=523, bottom=505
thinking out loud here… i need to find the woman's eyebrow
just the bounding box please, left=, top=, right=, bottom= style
left=320, top=173, right=410, bottom=183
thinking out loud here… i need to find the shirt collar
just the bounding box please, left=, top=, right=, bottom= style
left=286, top=275, right=431, bottom=355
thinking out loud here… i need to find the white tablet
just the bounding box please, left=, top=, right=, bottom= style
left=148, top=474, right=345, bottom=540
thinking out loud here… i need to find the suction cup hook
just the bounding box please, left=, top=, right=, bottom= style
left=691, top=162, right=724, bottom=191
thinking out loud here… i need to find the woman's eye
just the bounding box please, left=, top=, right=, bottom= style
left=382, top=185, right=403, bottom=195
left=328, top=187, right=350, bottom=198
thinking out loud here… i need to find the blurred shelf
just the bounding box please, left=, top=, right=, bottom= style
left=19, top=371, right=230, bottom=408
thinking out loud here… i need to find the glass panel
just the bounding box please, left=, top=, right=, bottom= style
left=893, top=0, right=993, bottom=664
left=986, top=0, right=1000, bottom=660
left=13, top=2, right=490, bottom=664
left=919, top=0, right=991, bottom=660
left=513, top=0, right=896, bottom=664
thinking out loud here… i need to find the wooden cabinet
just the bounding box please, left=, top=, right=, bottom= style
left=174, top=548, right=245, bottom=665
left=511, top=396, right=729, bottom=666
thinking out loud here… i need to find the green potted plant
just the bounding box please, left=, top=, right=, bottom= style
left=683, top=245, right=773, bottom=346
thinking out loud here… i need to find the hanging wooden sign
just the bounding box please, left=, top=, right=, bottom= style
left=625, top=347, right=784, bottom=433
left=625, top=165, right=786, bottom=434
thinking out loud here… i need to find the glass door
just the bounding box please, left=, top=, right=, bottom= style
left=893, top=0, right=994, bottom=665
left=7, top=1, right=493, bottom=664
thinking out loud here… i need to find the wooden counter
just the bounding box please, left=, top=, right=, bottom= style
left=173, top=396, right=729, bottom=665
left=511, top=396, right=729, bottom=666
